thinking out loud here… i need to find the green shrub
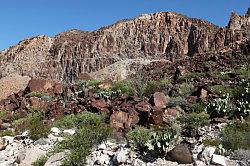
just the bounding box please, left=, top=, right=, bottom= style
left=210, top=85, right=233, bottom=95
left=97, top=89, right=121, bottom=100
left=206, top=94, right=232, bottom=118
left=144, top=81, right=158, bottom=96
left=32, top=155, right=48, bottom=166
left=191, top=101, right=206, bottom=113
left=54, top=122, right=111, bottom=165
left=0, top=110, right=7, bottom=119
left=209, top=71, right=230, bottom=80
left=179, top=112, right=209, bottom=129
left=54, top=112, right=104, bottom=129
left=127, top=125, right=177, bottom=157
left=78, top=80, right=100, bottom=92
left=179, top=72, right=206, bottom=82
left=0, top=130, right=16, bottom=137
left=13, top=108, right=50, bottom=140
left=111, top=81, right=134, bottom=96
left=203, top=138, right=220, bottom=147
left=150, top=125, right=177, bottom=157
left=27, top=92, right=49, bottom=98
left=222, top=120, right=250, bottom=150
left=28, top=111, right=50, bottom=140
left=127, top=126, right=152, bottom=152
left=234, top=66, right=250, bottom=79
left=175, top=83, right=194, bottom=97
left=168, top=97, right=186, bottom=107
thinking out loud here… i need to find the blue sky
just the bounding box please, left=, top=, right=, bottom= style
left=0, top=0, right=249, bottom=50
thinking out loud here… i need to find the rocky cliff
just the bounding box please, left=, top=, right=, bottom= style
left=0, top=11, right=249, bottom=83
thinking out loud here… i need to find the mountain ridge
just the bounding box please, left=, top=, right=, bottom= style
left=0, top=11, right=249, bottom=82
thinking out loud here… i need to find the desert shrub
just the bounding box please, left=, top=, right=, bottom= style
left=32, top=155, right=48, bottom=166
left=27, top=92, right=49, bottom=98
left=178, top=112, right=209, bottom=129
left=78, top=80, right=100, bottom=92
left=12, top=108, right=50, bottom=140
left=127, top=126, right=152, bottom=152
left=54, top=116, right=111, bottom=166
left=97, top=89, right=121, bottom=100
left=179, top=72, right=206, bottom=82
left=0, top=110, right=7, bottom=119
left=203, top=138, right=220, bottom=147
left=0, top=130, right=16, bottom=137
left=191, top=101, right=206, bottom=113
left=144, top=81, right=158, bottom=97
left=206, top=94, right=232, bottom=118
left=168, top=97, right=186, bottom=108
left=150, top=125, right=177, bottom=157
left=234, top=66, right=250, bottom=79
left=175, top=82, right=194, bottom=97
left=27, top=110, right=50, bottom=140
left=210, top=85, right=233, bottom=95
left=159, top=79, right=172, bottom=95
left=111, top=81, right=134, bottom=96
left=54, top=112, right=104, bottom=129
left=127, top=125, right=177, bottom=157
left=231, top=149, right=250, bottom=161
left=222, top=120, right=250, bottom=151
left=209, top=71, right=230, bottom=80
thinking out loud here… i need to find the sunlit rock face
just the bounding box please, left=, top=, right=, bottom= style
left=0, top=11, right=249, bottom=83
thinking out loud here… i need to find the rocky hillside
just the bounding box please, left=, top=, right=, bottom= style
left=0, top=11, right=249, bottom=83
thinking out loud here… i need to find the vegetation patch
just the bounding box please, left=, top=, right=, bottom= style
left=31, top=155, right=48, bottom=166
left=53, top=112, right=111, bottom=165
left=222, top=119, right=250, bottom=151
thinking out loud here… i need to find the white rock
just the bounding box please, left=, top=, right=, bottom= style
left=44, top=152, right=65, bottom=166
left=51, top=127, right=61, bottom=135
left=21, top=131, right=29, bottom=137
left=2, top=136, right=14, bottom=144
left=203, top=147, right=216, bottom=158
left=211, top=154, right=226, bottom=166
left=98, top=143, right=107, bottom=150
left=96, top=154, right=110, bottom=165
left=62, top=129, right=75, bottom=135
left=116, top=148, right=129, bottom=163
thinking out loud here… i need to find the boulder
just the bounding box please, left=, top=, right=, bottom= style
left=27, top=78, right=53, bottom=93
left=149, top=109, right=163, bottom=125
left=44, top=152, right=66, bottom=166
left=167, top=144, right=194, bottom=164
left=0, top=74, right=30, bottom=101
left=211, top=154, right=226, bottom=166
left=152, top=92, right=168, bottom=108
left=163, top=108, right=180, bottom=123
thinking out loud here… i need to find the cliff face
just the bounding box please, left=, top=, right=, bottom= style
left=0, top=11, right=249, bottom=82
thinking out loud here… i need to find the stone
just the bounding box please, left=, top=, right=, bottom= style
left=27, top=78, right=53, bottom=93
left=0, top=74, right=30, bottom=101
left=135, top=101, right=151, bottom=112
left=19, top=146, right=47, bottom=166
left=98, top=143, right=107, bottom=150
left=211, top=154, right=226, bottom=166
left=168, top=144, right=194, bottom=164
left=163, top=108, right=180, bottom=123
left=44, top=152, right=66, bottom=166
left=1, top=123, right=11, bottom=130
left=95, top=154, right=110, bottom=165
left=2, top=136, right=14, bottom=144
left=51, top=127, right=61, bottom=135
left=110, top=111, right=129, bottom=131
left=149, top=110, right=163, bottom=125
left=0, top=138, right=7, bottom=150
left=153, top=92, right=168, bottom=108
left=116, top=148, right=129, bottom=163
left=62, top=129, right=75, bottom=135
left=34, top=138, right=51, bottom=145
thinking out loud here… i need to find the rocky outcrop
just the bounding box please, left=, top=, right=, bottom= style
left=0, top=11, right=249, bottom=83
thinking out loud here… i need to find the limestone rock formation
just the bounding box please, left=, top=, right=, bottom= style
left=0, top=11, right=249, bottom=83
